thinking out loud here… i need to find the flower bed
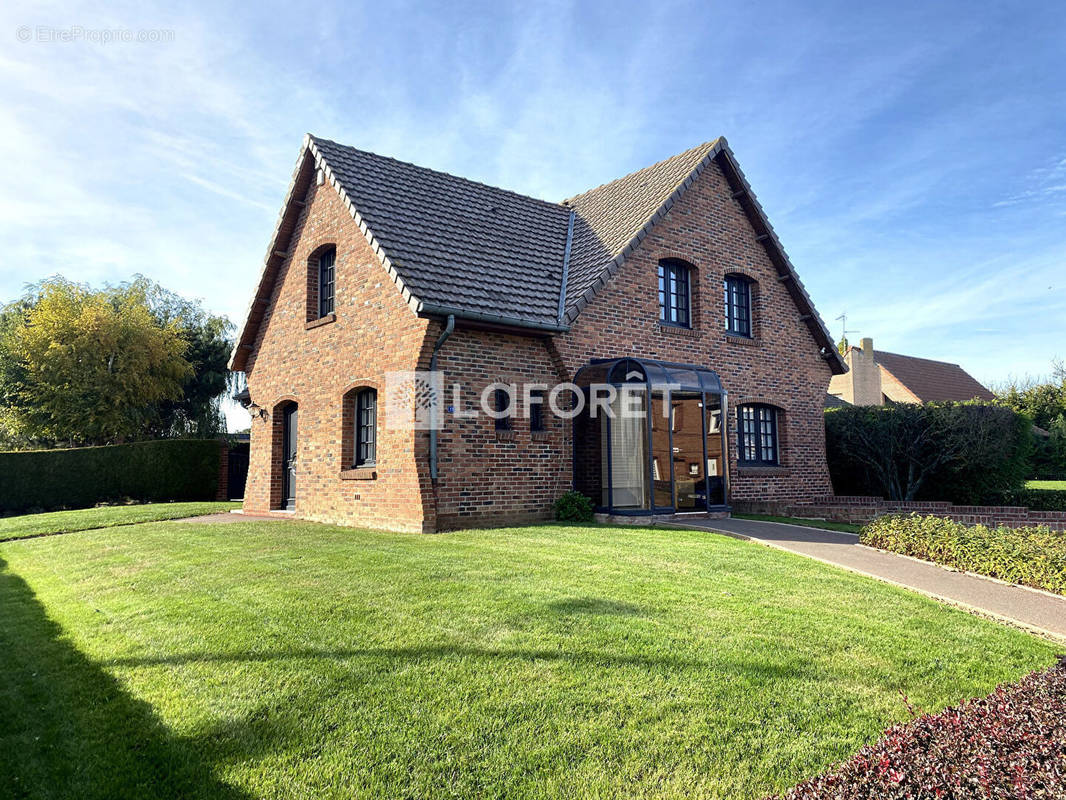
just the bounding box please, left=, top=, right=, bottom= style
left=859, top=513, right=1066, bottom=595
left=769, top=658, right=1066, bottom=799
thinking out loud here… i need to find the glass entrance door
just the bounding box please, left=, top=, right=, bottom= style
left=672, top=394, right=706, bottom=510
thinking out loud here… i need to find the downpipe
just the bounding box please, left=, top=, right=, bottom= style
left=428, top=314, right=455, bottom=481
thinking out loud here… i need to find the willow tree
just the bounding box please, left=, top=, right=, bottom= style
left=0, top=277, right=191, bottom=446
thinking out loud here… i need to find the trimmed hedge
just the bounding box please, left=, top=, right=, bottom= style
left=0, top=440, right=221, bottom=514
left=1010, top=487, right=1066, bottom=512
left=860, top=514, right=1066, bottom=595
left=768, top=658, right=1066, bottom=799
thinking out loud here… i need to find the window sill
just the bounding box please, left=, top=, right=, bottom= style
left=726, top=334, right=757, bottom=346
left=658, top=323, right=701, bottom=338
left=530, top=430, right=550, bottom=442
left=737, top=465, right=788, bottom=477
left=495, top=430, right=516, bottom=442
left=306, top=313, right=337, bottom=330
left=340, top=466, right=377, bottom=480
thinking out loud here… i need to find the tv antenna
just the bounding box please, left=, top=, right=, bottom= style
left=835, top=312, right=859, bottom=344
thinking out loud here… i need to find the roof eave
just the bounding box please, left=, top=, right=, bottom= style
left=228, top=134, right=426, bottom=372
left=417, top=302, right=570, bottom=334
left=712, top=144, right=847, bottom=375
left=228, top=137, right=317, bottom=372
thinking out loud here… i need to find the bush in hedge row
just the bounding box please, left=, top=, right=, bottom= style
left=825, top=402, right=1032, bottom=504
left=768, top=657, right=1066, bottom=800
left=860, top=514, right=1066, bottom=595
left=0, top=439, right=221, bottom=514
left=1002, top=487, right=1066, bottom=512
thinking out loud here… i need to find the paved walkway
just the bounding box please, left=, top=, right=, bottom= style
left=661, top=516, right=1066, bottom=642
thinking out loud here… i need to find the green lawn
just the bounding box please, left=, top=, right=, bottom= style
left=732, top=512, right=862, bottom=534
left=0, top=501, right=241, bottom=541
left=0, top=519, right=1056, bottom=799
left=1027, top=479, right=1066, bottom=490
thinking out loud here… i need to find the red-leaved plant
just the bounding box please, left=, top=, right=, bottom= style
left=768, top=656, right=1066, bottom=799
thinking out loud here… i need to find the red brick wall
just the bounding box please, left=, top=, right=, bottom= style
left=431, top=328, right=571, bottom=530
left=242, top=177, right=434, bottom=532
left=554, top=157, right=835, bottom=502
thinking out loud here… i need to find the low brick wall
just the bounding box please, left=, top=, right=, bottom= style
left=734, top=495, right=1066, bottom=533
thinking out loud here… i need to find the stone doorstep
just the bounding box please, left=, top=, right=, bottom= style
left=595, top=511, right=730, bottom=526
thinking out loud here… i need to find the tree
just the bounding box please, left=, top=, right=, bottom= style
left=825, top=402, right=1032, bottom=503
left=995, top=366, right=1066, bottom=430
left=1, top=277, right=191, bottom=446
left=995, top=361, right=1066, bottom=479
left=122, top=277, right=236, bottom=438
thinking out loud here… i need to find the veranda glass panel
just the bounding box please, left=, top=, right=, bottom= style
left=705, top=395, right=725, bottom=506
left=600, top=390, right=649, bottom=509
left=650, top=392, right=672, bottom=508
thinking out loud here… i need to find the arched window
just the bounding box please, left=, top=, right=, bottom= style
left=658, top=259, right=691, bottom=327
left=317, top=247, right=336, bottom=317
left=737, top=404, right=778, bottom=465
left=353, top=388, right=376, bottom=467
left=724, top=274, right=752, bottom=337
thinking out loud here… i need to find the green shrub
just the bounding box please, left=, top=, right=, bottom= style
left=826, top=402, right=1032, bottom=504
left=860, top=514, right=1066, bottom=595
left=0, top=440, right=221, bottom=514
left=554, top=490, right=594, bottom=523
left=1010, top=488, right=1066, bottom=512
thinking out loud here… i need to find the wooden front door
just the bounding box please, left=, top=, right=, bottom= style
left=282, top=405, right=298, bottom=510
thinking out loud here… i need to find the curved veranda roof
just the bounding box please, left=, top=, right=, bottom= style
left=573, top=358, right=722, bottom=394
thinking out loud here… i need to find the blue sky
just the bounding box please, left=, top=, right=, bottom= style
left=2, top=0, right=1064, bottom=430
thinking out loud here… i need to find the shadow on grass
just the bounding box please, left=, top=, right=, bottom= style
left=98, top=644, right=812, bottom=685
left=0, top=555, right=251, bottom=800
left=547, top=596, right=646, bottom=616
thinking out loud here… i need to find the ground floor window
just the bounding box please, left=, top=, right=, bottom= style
left=737, top=404, right=778, bottom=465
left=354, top=388, right=377, bottom=467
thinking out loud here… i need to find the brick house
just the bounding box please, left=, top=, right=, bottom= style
left=230, top=135, right=846, bottom=532
left=828, top=337, right=995, bottom=406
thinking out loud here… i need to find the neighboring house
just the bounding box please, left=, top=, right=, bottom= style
left=828, top=337, right=995, bottom=406
left=230, top=135, right=846, bottom=532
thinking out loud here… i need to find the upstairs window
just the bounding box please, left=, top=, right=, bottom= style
left=724, top=274, right=752, bottom=337
left=354, top=388, right=376, bottom=467
left=658, top=260, right=691, bottom=328
left=318, top=247, right=335, bottom=317
left=737, top=404, right=778, bottom=466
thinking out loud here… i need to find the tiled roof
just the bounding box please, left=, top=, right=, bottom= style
left=310, top=137, right=572, bottom=328
left=230, top=135, right=846, bottom=374
left=874, top=350, right=995, bottom=403
left=563, top=141, right=722, bottom=317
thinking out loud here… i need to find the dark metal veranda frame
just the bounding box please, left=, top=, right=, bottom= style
left=572, top=357, right=730, bottom=516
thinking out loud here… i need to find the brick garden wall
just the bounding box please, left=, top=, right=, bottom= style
left=734, top=495, right=1066, bottom=533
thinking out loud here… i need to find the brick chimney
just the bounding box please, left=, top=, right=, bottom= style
left=828, top=337, right=883, bottom=405
left=850, top=338, right=882, bottom=405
